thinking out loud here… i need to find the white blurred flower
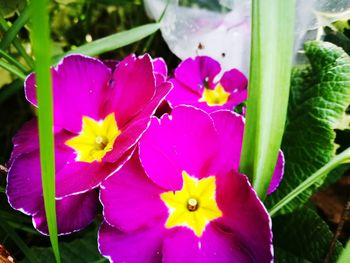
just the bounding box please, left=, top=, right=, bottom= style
left=144, top=0, right=350, bottom=74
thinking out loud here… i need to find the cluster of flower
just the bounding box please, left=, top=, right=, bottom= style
left=6, top=54, right=284, bottom=262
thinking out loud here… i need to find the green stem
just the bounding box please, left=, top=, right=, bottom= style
left=240, top=0, right=295, bottom=199
left=0, top=59, right=26, bottom=80
left=269, top=147, right=350, bottom=217
left=0, top=49, right=28, bottom=72
left=30, top=0, right=60, bottom=262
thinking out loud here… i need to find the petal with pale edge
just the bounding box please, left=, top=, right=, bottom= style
left=139, top=106, right=219, bottom=190
left=25, top=54, right=112, bottom=133
left=98, top=221, right=164, bottom=263
left=6, top=149, right=98, bottom=235
left=105, top=54, right=155, bottom=127
left=100, top=153, right=167, bottom=232
left=33, top=190, right=98, bottom=235
left=215, top=170, right=273, bottom=263
left=268, top=150, right=285, bottom=194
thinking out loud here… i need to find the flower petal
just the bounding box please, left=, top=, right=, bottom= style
left=153, top=57, right=167, bottom=77
left=153, top=57, right=168, bottom=86
left=6, top=129, right=71, bottom=215
left=215, top=171, right=273, bottom=263
left=220, top=68, right=248, bottom=107
left=105, top=54, right=156, bottom=127
left=139, top=106, right=219, bottom=190
left=6, top=150, right=43, bottom=215
left=25, top=54, right=112, bottom=133
left=210, top=110, right=244, bottom=173
left=267, top=150, right=285, bottom=194
left=167, top=78, right=202, bottom=108
left=98, top=221, right=164, bottom=263
left=102, top=117, right=150, bottom=163
left=220, top=68, right=248, bottom=93
left=33, top=190, right=98, bottom=235
left=100, top=153, right=167, bottom=232
left=8, top=118, right=39, bottom=166
left=55, top=151, right=118, bottom=198
left=162, top=225, right=255, bottom=263
left=175, top=56, right=221, bottom=92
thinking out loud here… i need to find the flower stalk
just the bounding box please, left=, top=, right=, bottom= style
left=240, top=0, right=296, bottom=199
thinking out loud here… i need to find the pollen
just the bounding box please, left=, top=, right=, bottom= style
left=65, top=113, right=121, bottom=163
left=199, top=83, right=230, bottom=106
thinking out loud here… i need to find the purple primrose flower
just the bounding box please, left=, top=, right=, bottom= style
left=6, top=54, right=172, bottom=235
left=167, top=56, right=248, bottom=112
left=98, top=106, right=278, bottom=263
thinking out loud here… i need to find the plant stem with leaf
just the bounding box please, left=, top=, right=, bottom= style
left=240, top=0, right=295, bottom=199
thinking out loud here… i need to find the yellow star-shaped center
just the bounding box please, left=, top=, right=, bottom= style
left=199, top=83, right=230, bottom=106
left=65, top=113, right=121, bottom=163
left=160, top=171, right=222, bottom=237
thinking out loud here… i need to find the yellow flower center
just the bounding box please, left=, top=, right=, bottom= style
left=65, top=113, right=121, bottom=163
left=160, top=171, right=222, bottom=237
left=199, top=83, right=230, bottom=106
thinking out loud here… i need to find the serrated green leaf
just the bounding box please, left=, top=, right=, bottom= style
left=266, top=41, right=350, bottom=213
left=273, top=207, right=343, bottom=263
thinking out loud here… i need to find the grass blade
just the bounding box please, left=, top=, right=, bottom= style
left=53, top=22, right=160, bottom=63
left=0, top=219, right=40, bottom=263
left=240, top=0, right=295, bottom=198
left=269, top=147, right=350, bottom=217
left=0, top=5, right=31, bottom=50
left=30, top=0, right=60, bottom=262
left=0, top=58, right=26, bottom=80
left=0, top=49, right=29, bottom=72
left=0, top=10, right=34, bottom=68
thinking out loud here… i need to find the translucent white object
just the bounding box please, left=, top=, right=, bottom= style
left=144, top=0, right=350, bottom=74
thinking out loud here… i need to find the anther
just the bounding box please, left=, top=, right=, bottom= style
left=187, top=198, right=199, bottom=212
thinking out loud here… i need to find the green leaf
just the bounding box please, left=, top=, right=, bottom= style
left=0, top=8, right=34, bottom=68
left=30, top=0, right=60, bottom=262
left=269, top=147, right=350, bottom=216
left=266, top=41, right=350, bottom=213
left=0, top=5, right=31, bottom=51
left=52, top=23, right=160, bottom=63
left=22, top=226, right=106, bottom=263
left=273, top=207, right=343, bottom=263
left=240, top=0, right=295, bottom=198
left=0, top=58, right=26, bottom=80
left=338, top=240, right=350, bottom=263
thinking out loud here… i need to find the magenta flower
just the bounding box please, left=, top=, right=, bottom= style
left=167, top=56, right=248, bottom=112
left=6, top=54, right=172, bottom=235
left=98, top=106, right=277, bottom=262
